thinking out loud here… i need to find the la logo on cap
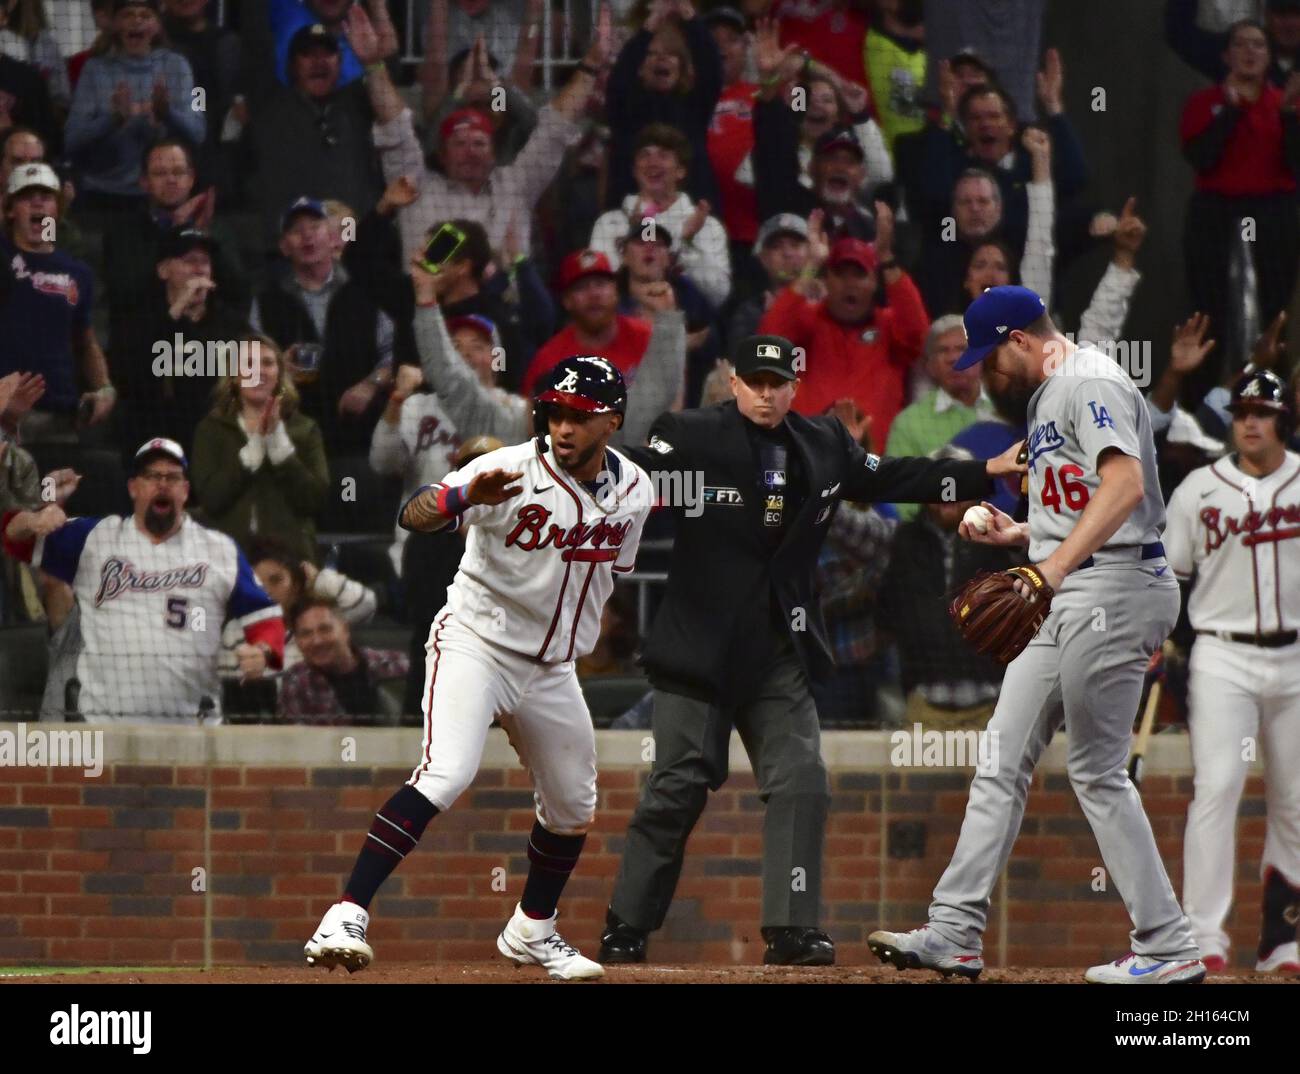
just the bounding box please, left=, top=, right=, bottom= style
left=757, top=344, right=780, bottom=359
left=996, top=325, right=1008, bottom=333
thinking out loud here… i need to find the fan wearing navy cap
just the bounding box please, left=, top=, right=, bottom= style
left=869, top=285, right=1207, bottom=985
left=1, top=436, right=284, bottom=722
left=599, top=332, right=1025, bottom=967
left=250, top=196, right=396, bottom=454
left=750, top=21, right=878, bottom=244
left=246, top=17, right=382, bottom=248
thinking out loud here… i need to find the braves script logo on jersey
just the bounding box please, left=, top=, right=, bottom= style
left=1200, top=502, right=1300, bottom=552
left=93, top=558, right=209, bottom=606
left=416, top=415, right=458, bottom=454
left=1026, top=421, right=1066, bottom=471
left=11, top=253, right=80, bottom=306
left=504, top=504, right=632, bottom=562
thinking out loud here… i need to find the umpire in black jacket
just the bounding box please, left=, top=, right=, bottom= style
left=600, top=335, right=1025, bottom=965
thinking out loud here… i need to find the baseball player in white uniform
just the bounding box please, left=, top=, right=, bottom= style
left=868, top=286, right=1206, bottom=984
left=306, top=356, right=651, bottom=979
left=0, top=438, right=284, bottom=721
left=1164, top=368, right=1300, bottom=974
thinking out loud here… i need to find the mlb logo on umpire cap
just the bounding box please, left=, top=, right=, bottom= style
left=734, top=335, right=798, bottom=381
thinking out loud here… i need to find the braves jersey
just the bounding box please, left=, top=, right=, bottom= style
left=17, top=514, right=281, bottom=721
left=1024, top=346, right=1165, bottom=562
left=406, top=437, right=651, bottom=663
left=0, top=235, right=95, bottom=413
left=369, top=392, right=462, bottom=576
left=1164, top=451, right=1300, bottom=634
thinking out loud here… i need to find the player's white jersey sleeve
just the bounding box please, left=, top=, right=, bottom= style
left=611, top=451, right=651, bottom=574
left=1162, top=470, right=1199, bottom=580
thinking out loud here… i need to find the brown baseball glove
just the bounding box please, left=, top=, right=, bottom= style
left=948, top=565, right=1055, bottom=664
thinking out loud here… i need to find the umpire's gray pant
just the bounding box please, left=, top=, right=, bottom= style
left=609, top=636, right=830, bottom=931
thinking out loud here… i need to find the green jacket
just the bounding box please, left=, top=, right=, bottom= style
left=885, top=389, right=993, bottom=521
left=189, top=408, right=329, bottom=563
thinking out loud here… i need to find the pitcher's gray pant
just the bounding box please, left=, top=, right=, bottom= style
left=929, top=563, right=1199, bottom=960
left=609, top=637, right=830, bottom=931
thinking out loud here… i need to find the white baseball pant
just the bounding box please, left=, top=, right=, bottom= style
left=1183, top=635, right=1300, bottom=958
left=407, top=608, right=598, bottom=834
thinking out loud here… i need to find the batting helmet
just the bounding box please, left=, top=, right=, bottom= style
left=1227, top=367, right=1294, bottom=440
left=532, top=355, right=627, bottom=437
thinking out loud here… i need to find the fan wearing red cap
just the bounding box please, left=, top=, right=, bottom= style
left=521, top=250, right=653, bottom=396
left=354, top=1, right=614, bottom=264
left=757, top=215, right=928, bottom=446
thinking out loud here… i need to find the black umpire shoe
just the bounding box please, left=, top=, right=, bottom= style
left=762, top=927, right=835, bottom=966
left=598, top=909, right=648, bottom=964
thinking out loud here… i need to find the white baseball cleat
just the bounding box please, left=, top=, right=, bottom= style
left=304, top=901, right=373, bottom=973
left=496, top=903, right=604, bottom=981
left=1084, top=953, right=1206, bottom=984
left=1255, top=941, right=1300, bottom=973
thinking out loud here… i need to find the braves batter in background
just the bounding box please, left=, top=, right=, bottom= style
left=306, top=356, right=650, bottom=980
left=869, top=286, right=1207, bottom=984
left=1164, top=368, right=1300, bottom=974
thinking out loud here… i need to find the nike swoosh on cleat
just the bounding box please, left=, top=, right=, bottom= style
left=1128, top=963, right=1165, bottom=976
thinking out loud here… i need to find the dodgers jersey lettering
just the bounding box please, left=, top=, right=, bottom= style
left=426, top=437, right=650, bottom=663
left=1164, top=451, right=1300, bottom=634
left=1024, top=347, right=1165, bottom=563
left=31, top=515, right=280, bottom=721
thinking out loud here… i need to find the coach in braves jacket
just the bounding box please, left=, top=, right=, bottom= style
left=601, top=334, right=1024, bottom=965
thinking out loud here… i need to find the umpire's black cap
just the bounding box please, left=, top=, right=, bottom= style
left=734, top=335, right=799, bottom=381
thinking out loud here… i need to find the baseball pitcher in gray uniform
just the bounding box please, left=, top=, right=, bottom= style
left=868, top=286, right=1206, bottom=984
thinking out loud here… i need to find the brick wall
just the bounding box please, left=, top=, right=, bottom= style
left=0, top=726, right=1274, bottom=968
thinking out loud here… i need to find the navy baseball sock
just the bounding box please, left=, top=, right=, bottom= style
left=342, top=785, right=438, bottom=910
left=1258, top=866, right=1300, bottom=957
left=520, top=822, right=586, bottom=920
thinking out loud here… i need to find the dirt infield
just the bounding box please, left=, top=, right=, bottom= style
left=9, top=963, right=1299, bottom=985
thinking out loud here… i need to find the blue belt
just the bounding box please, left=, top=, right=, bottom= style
left=1077, top=542, right=1165, bottom=571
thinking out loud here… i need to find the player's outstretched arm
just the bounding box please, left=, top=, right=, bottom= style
left=399, top=469, right=524, bottom=533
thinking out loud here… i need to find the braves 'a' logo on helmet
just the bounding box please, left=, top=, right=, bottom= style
left=1228, top=367, right=1295, bottom=439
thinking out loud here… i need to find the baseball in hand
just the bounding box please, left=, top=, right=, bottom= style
left=963, top=505, right=993, bottom=535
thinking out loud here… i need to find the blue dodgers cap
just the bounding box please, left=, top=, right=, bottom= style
left=954, top=285, right=1048, bottom=370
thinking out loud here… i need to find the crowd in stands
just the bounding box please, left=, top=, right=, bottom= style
left=1, top=0, right=1299, bottom=728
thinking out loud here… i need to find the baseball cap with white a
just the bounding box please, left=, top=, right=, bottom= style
left=954, top=285, right=1048, bottom=371
left=7, top=162, right=60, bottom=197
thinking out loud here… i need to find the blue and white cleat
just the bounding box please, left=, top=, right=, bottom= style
left=1085, top=953, right=1207, bottom=984
left=868, top=925, right=984, bottom=980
